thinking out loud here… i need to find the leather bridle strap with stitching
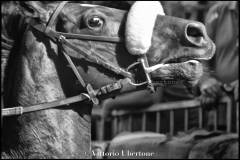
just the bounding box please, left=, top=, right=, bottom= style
left=30, top=1, right=133, bottom=103
left=2, top=1, right=142, bottom=117
left=29, top=8, right=132, bottom=78
left=2, top=78, right=145, bottom=117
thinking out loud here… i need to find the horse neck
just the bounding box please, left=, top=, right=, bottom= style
left=2, top=28, right=92, bottom=158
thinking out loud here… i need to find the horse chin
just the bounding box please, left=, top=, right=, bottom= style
left=151, top=60, right=203, bottom=86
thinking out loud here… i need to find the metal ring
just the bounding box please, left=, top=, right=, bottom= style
left=129, top=80, right=148, bottom=86
left=126, top=61, right=148, bottom=86
left=126, top=61, right=141, bottom=71
left=81, top=93, right=91, bottom=100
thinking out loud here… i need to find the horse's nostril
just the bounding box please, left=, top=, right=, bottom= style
left=185, top=23, right=206, bottom=47
left=187, top=26, right=203, bottom=38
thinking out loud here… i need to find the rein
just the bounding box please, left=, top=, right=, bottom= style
left=2, top=1, right=152, bottom=117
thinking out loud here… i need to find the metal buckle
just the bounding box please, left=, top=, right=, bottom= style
left=139, top=56, right=155, bottom=92
left=127, top=56, right=155, bottom=92
left=86, top=84, right=99, bottom=105
left=127, top=61, right=148, bottom=86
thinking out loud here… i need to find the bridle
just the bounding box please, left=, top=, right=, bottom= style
left=2, top=1, right=156, bottom=117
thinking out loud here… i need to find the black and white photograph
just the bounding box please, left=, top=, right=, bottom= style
left=1, top=1, right=239, bottom=159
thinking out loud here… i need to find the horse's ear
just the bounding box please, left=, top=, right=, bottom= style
left=18, top=1, right=52, bottom=22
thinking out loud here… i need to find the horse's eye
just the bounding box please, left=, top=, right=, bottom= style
left=87, top=16, right=104, bottom=29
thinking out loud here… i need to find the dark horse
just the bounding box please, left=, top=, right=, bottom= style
left=2, top=1, right=215, bottom=158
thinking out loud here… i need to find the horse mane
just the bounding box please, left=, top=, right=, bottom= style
left=1, top=1, right=45, bottom=67
left=2, top=1, right=60, bottom=62
left=1, top=1, right=23, bottom=96
left=1, top=2, right=71, bottom=90
left=1, top=1, right=50, bottom=104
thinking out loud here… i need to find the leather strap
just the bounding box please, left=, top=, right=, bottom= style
left=45, top=1, right=68, bottom=33
left=1, top=1, right=140, bottom=117
left=62, top=51, right=87, bottom=88
left=30, top=22, right=123, bottom=43
left=62, top=48, right=99, bottom=104
left=57, top=35, right=132, bottom=78
left=45, top=1, right=123, bottom=43
left=2, top=78, right=144, bottom=117
left=29, top=9, right=132, bottom=78
left=55, top=32, right=123, bottom=43
left=2, top=93, right=89, bottom=117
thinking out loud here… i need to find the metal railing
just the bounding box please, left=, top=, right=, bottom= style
left=111, top=96, right=234, bottom=136
left=92, top=89, right=238, bottom=141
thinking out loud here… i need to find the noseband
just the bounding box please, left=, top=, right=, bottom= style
left=2, top=1, right=155, bottom=117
